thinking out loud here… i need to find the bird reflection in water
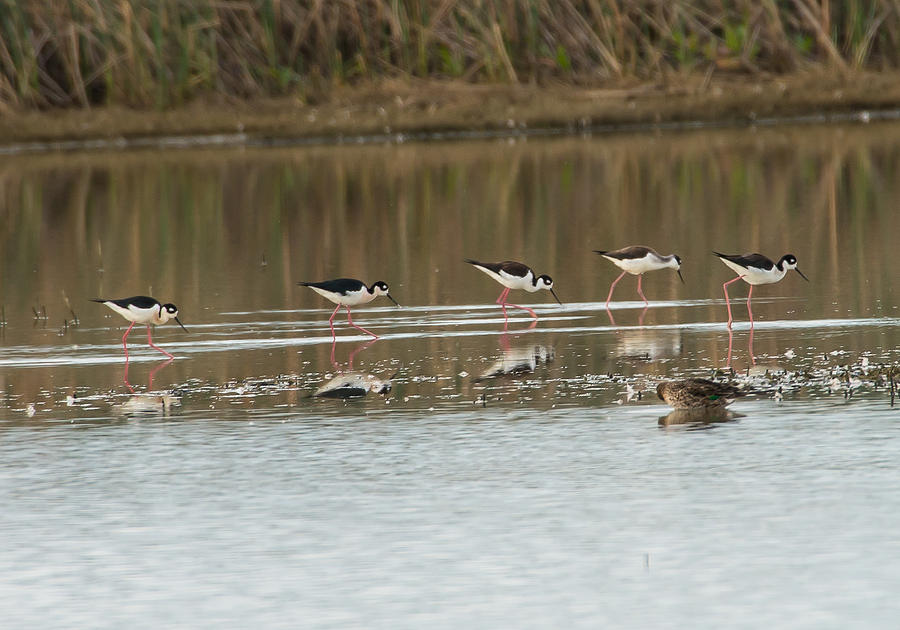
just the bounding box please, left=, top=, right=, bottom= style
left=476, top=334, right=555, bottom=382
left=122, top=356, right=174, bottom=393
left=615, top=327, right=682, bottom=362
left=313, top=373, right=393, bottom=399
left=330, top=337, right=377, bottom=372
left=658, top=406, right=742, bottom=429
left=314, top=338, right=392, bottom=399
left=724, top=313, right=757, bottom=369
left=113, top=392, right=180, bottom=418
left=605, top=304, right=650, bottom=327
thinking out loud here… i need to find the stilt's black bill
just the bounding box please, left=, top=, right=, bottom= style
left=550, top=288, right=562, bottom=305
left=796, top=268, right=809, bottom=282
left=175, top=316, right=188, bottom=332
left=677, top=269, right=685, bottom=284
left=387, top=294, right=401, bottom=307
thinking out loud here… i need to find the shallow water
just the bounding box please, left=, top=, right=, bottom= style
left=3, top=122, right=900, bottom=627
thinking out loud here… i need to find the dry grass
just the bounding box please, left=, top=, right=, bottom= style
left=0, top=1, right=898, bottom=109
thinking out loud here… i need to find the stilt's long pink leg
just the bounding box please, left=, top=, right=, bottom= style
left=327, top=304, right=341, bottom=340
left=346, top=307, right=378, bottom=338
left=497, top=288, right=511, bottom=322
left=605, top=271, right=627, bottom=308
left=746, top=285, right=755, bottom=330
left=122, top=321, right=135, bottom=361
left=146, top=325, right=174, bottom=359
left=636, top=274, right=648, bottom=306
left=497, top=286, right=536, bottom=322
left=505, top=302, right=538, bottom=319
left=722, top=276, right=746, bottom=329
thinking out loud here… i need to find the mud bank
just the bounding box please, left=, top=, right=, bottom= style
left=2, top=73, right=900, bottom=151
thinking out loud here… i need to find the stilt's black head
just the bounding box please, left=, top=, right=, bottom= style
left=371, top=281, right=400, bottom=306
left=536, top=275, right=562, bottom=305
left=779, top=254, right=809, bottom=281
left=672, top=255, right=685, bottom=283
left=162, top=303, right=188, bottom=332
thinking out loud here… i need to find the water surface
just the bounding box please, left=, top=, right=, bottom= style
left=2, top=122, right=900, bottom=627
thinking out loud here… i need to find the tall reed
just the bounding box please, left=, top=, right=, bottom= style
left=0, top=1, right=897, bottom=109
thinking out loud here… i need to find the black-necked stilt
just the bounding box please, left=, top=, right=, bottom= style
left=92, top=296, right=187, bottom=359
left=594, top=246, right=683, bottom=307
left=714, top=252, right=809, bottom=328
left=657, top=378, right=745, bottom=409
left=464, top=259, right=561, bottom=320
left=298, top=278, right=399, bottom=340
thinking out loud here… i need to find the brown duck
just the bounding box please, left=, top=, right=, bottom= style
left=657, top=378, right=745, bottom=409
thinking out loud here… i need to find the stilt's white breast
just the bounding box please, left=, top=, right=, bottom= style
left=498, top=267, right=535, bottom=291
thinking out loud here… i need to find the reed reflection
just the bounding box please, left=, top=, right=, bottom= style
left=3, top=122, right=900, bottom=397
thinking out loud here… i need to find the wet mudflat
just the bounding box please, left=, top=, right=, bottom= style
left=3, top=122, right=900, bottom=627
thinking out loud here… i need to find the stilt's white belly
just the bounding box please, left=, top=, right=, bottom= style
left=474, top=266, right=535, bottom=291
left=721, top=259, right=785, bottom=285
left=312, top=286, right=375, bottom=306
left=607, top=256, right=663, bottom=275
left=105, top=302, right=161, bottom=325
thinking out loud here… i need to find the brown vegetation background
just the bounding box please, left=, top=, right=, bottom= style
left=1, top=1, right=897, bottom=110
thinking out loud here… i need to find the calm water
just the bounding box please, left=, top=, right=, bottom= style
left=3, top=122, right=900, bottom=627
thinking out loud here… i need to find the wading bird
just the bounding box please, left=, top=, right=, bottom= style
left=594, top=246, right=683, bottom=307
left=714, top=252, right=808, bottom=329
left=298, top=278, right=399, bottom=340
left=92, top=296, right=187, bottom=359
left=464, top=259, right=561, bottom=321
